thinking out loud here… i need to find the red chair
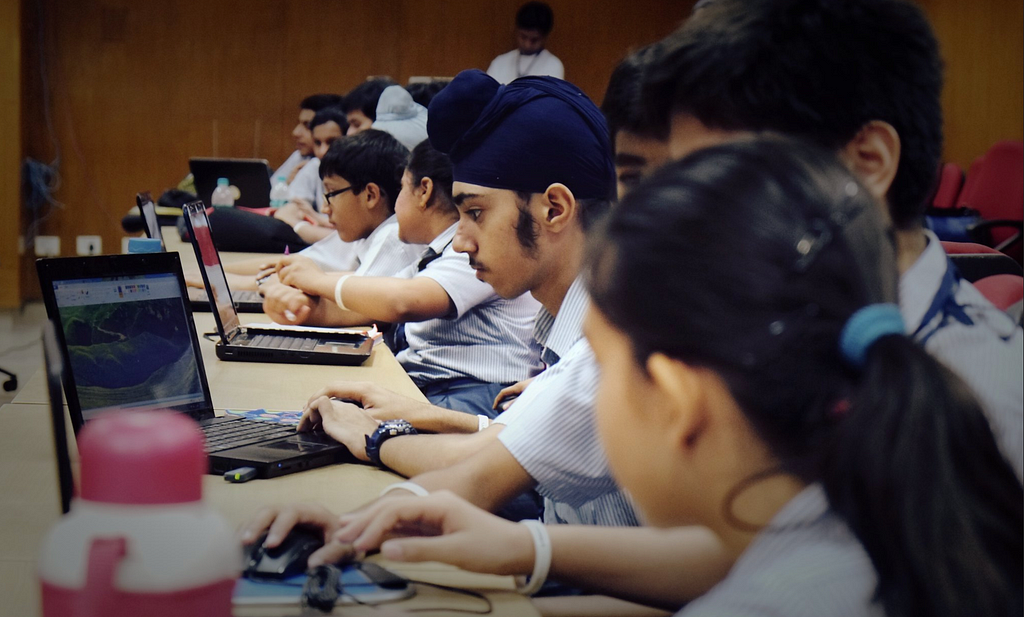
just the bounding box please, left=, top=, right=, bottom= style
left=957, top=140, right=1024, bottom=263
left=931, top=162, right=965, bottom=210
left=941, top=240, right=1002, bottom=255
left=942, top=240, right=1023, bottom=283
left=973, top=274, right=1024, bottom=312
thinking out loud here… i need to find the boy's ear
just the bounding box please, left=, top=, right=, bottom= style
left=540, top=183, right=578, bottom=233
left=362, top=182, right=382, bottom=210
left=838, top=120, right=900, bottom=213
left=419, top=177, right=434, bottom=210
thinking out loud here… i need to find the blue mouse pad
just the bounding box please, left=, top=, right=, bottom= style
left=233, top=564, right=415, bottom=606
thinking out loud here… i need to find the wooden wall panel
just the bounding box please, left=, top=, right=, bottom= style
left=20, top=1, right=1021, bottom=303
left=918, top=0, right=1024, bottom=169
left=0, top=0, right=20, bottom=308
left=18, top=0, right=687, bottom=300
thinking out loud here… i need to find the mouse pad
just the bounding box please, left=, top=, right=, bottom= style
left=226, top=408, right=304, bottom=425
left=233, top=564, right=415, bottom=606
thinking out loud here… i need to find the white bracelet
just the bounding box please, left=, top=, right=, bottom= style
left=334, top=274, right=352, bottom=311
left=477, top=415, right=490, bottom=432
left=516, top=520, right=552, bottom=596
left=379, top=481, right=429, bottom=498
left=293, top=220, right=311, bottom=233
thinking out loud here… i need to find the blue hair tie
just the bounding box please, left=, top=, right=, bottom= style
left=839, top=303, right=905, bottom=368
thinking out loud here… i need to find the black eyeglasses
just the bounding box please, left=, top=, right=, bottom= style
left=323, top=186, right=355, bottom=203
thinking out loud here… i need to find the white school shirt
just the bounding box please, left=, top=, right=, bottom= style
left=900, top=230, right=1024, bottom=481
left=272, top=150, right=309, bottom=183
left=286, top=158, right=324, bottom=211
left=486, top=48, right=564, bottom=84
left=297, top=234, right=360, bottom=272
left=494, top=277, right=641, bottom=527
left=352, top=215, right=426, bottom=278
left=680, top=485, right=883, bottom=617
left=396, top=224, right=543, bottom=386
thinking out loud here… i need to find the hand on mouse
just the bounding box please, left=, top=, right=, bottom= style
left=331, top=490, right=534, bottom=576
left=240, top=502, right=339, bottom=550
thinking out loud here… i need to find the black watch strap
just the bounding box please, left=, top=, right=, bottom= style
left=365, top=420, right=418, bottom=468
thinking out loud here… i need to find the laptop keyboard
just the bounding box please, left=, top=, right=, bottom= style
left=247, top=334, right=319, bottom=351
left=235, top=290, right=262, bottom=303
left=202, top=419, right=297, bottom=453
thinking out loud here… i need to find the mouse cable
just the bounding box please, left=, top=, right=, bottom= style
left=352, top=562, right=494, bottom=615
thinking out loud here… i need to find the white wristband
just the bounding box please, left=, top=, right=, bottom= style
left=334, top=274, right=352, bottom=311
left=516, top=520, right=552, bottom=596
left=477, top=415, right=490, bottom=432
left=379, top=481, right=429, bottom=498
left=292, top=220, right=311, bottom=233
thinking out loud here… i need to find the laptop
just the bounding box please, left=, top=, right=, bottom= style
left=182, top=201, right=374, bottom=366
left=138, top=192, right=264, bottom=313
left=42, top=320, right=75, bottom=514
left=189, top=157, right=272, bottom=209
left=36, top=252, right=355, bottom=478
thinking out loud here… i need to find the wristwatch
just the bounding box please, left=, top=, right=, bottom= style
left=365, top=420, right=418, bottom=468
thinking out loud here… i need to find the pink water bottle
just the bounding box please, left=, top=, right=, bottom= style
left=38, top=411, right=239, bottom=617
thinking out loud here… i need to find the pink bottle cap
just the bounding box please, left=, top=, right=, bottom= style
left=78, top=411, right=206, bottom=505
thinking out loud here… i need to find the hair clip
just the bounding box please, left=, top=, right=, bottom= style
left=793, top=220, right=833, bottom=273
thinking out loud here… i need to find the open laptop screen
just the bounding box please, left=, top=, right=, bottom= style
left=185, top=205, right=241, bottom=337
left=50, top=272, right=207, bottom=421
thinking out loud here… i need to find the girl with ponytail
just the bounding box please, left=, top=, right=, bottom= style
left=329, top=137, right=1022, bottom=616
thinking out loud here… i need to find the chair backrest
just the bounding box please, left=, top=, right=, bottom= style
left=973, top=274, right=1024, bottom=312
left=931, top=162, right=965, bottom=210
left=949, top=252, right=1024, bottom=283
left=957, top=140, right=1024, bottom=222
left=941, top=240, right=1002, bottom=255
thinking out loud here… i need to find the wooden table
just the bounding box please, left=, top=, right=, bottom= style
left=0, top=400, right=536, bottom=616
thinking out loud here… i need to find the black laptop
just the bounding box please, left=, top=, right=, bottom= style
left=137, top=193, right=264, bottom=313
left=182, top=201, right=374, bottom=366
left=189, top=157, right=272, bottom=209
left=36, top=252, right=355, bottom=478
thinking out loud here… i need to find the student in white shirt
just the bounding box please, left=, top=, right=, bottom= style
left=273, top=94, right=343, bottom=183
left=266, top=140, right=542, bottom=418
left=273, top=107, right=348, bottom=245
left=319, top=138, right=1024, bottom=617
left=486, top=1, right=563, bottom=85
left=257, top=130, right=424, bottom=312
left=342, top=78, right=397, bottom=135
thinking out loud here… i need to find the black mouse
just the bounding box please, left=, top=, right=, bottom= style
left=243, top=527, right=325, bottom=579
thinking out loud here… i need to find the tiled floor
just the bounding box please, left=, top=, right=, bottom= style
left=0, top=302, right=48, bottom=406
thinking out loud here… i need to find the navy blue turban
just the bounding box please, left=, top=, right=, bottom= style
left=427, top=70, right=615, bottom=201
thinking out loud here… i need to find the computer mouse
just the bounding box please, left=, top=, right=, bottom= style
left=242, top=527, right=325, bottom=579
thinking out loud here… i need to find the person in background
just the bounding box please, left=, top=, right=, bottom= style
left=274, top=107, right=349, bottom=245
left=343, top=78, right=398, bottom=134
left=486, top=2, right=563, bottom=84
left=267, top=140, right=543, bottom=418
left=406, top=79, right=451, bottom=108
left=599, top=44, right=671, bottom=198
left=274, top=93, right=344, bottom=183
left=372, top=86, right=429, bottom=151
left=317, top=138, right=1024, bottom=617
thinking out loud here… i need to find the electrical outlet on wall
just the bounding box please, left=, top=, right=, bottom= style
left=76, top=236, right=103, bottom=256
left=35, top=236, right=60, bottom=257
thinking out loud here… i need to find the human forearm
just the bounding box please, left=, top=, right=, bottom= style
left=379, top=427, right=499, bottom=478
left=400, top=435, right=536, bottom=513
left=545, top=526, right=732, bottom=609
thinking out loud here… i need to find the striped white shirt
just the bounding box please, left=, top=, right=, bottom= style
left=680, top=484, right=882, bottom=617
left=353, top=215, right=426, bottom=278
left=495, top=277, right=641, bottom=527
left=901, top=231, right=1024, bottom=481
left=396, top=224, right=544, bottom=386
